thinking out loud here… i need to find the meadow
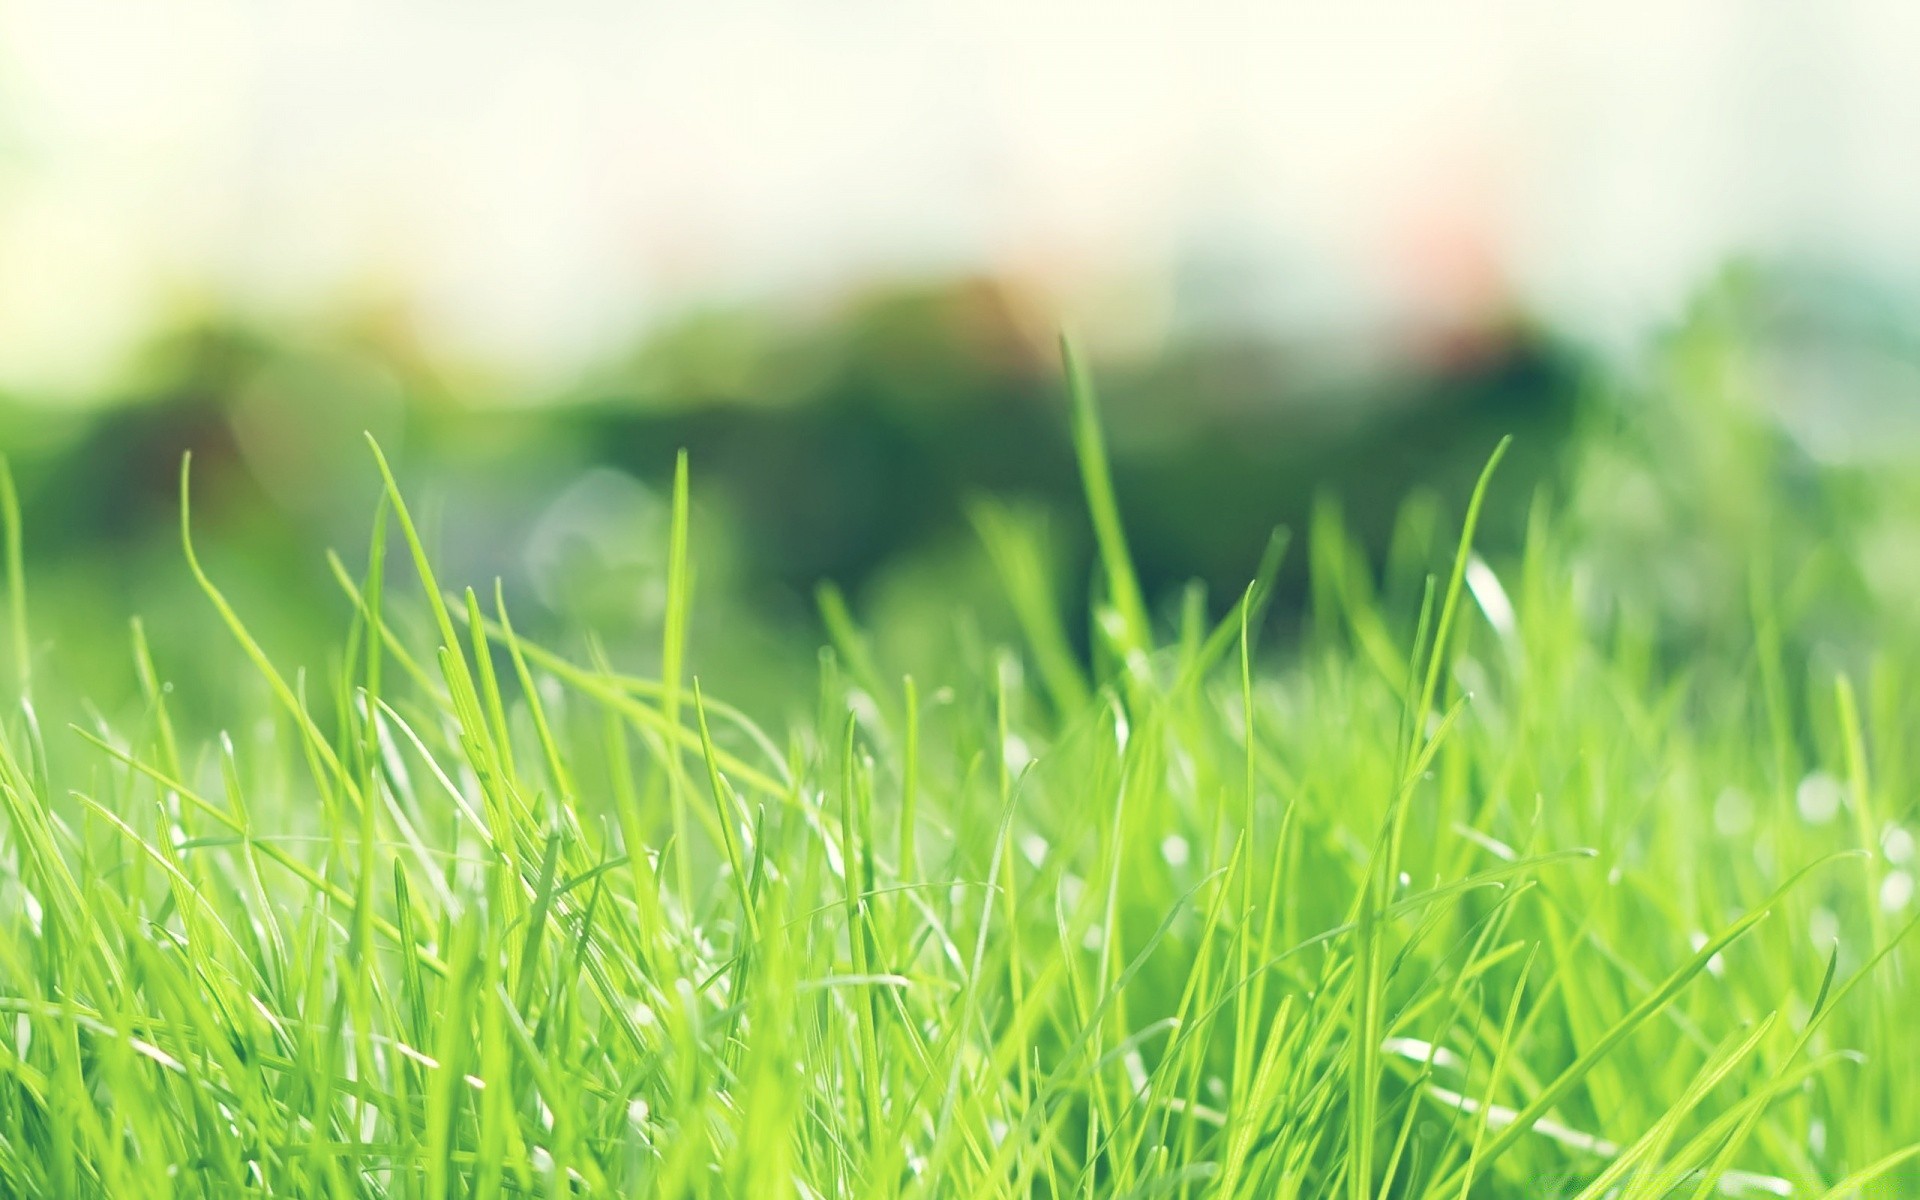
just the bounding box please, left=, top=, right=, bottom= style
left=0, top=319, right=1915, bottom=1197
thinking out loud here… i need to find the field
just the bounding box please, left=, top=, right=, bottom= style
left=0, top=327, right=1916, bottom=1197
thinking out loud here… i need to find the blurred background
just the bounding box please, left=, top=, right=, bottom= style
left=6, top=0, right=1920, bottom=717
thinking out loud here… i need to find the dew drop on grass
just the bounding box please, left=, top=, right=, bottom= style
left=1713, top=787, right=1753, bottom=836
left=1810, top=907, right=1841, bottom=952
left=1796, top=772, right=1844, bottom=825
left=1883, top=825, right=1915, bottom=864
left=847, top=689, right=882, bottom=731
left=1881, top=870, right=1914, bottom=914
left=1465, top=556, right=1516, bottom=639
left=1160, top=834, right=1190, bottom=868
left=1689, top=931, right=1726, bottom=977
left=1123, top=1049, right=1148, bottom=1092
left=1002, top=734, right=1032, bottom=773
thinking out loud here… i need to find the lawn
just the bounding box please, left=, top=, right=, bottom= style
left=0, top=330, right=1914, bottom=1197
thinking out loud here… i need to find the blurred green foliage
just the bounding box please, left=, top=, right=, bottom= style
left=13, top=260, right=1920, bottom=767
left=0, top=275, right=1583, bottom=723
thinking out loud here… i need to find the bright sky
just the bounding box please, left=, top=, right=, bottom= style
left=3, top=0, right=1918, bottom=397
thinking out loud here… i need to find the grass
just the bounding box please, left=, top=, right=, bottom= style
left=0, top=328, right=1917, bottom=1198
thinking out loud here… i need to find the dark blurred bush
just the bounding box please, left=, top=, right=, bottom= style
left=572, top=277, right=1583, bottom=612
left=0, top=273, right=1586, bottom=716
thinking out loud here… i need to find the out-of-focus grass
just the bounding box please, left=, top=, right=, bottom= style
left=0, top=301, right=1916, bottom=1196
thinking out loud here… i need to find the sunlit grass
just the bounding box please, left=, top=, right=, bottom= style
left=0, top=336, right=1916, bottom=1197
